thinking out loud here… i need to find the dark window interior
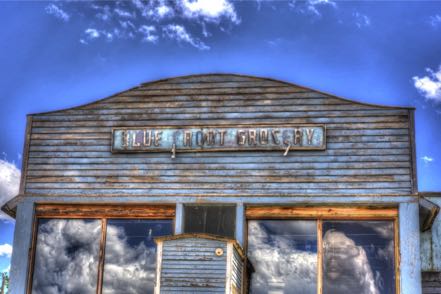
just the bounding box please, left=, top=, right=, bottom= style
left=183, top=205, right=236, bottom=238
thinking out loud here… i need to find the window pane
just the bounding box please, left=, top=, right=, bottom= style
left=323, top=221, right=396, bottom=294
left=31, top=219, right=101, bottom=294
left=184, top=205, right=236, bottom=238
left=102, top=219, right=173, bottom=294
left=247, top=220, right=318, bottom=294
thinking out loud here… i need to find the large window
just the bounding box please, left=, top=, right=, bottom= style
left=246, top=207, right=398, bottom=294
left=248, top=220, right=318, bottom=294
left=102, top=219, right=172, bottom=294
left=31, top=219, right=102, bottom=293
left=29, top=205, right=174, bottom=294
left=322, top=221, right=396, bottom=294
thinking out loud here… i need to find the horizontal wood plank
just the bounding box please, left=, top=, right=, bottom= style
left=26, top=154, right=411, bottom=164
left=26, top=168, right=411, bottom=177
left=31, top=113, right=408, bottom=123
left=245, top=206, right=398, bottom=219
left=26, top=175, right=411, bottom=184
left=25, top=188, right=412, bottom=196
left=37, top=107, right=408, bottom=117
left=35, top=204, right=175, bottom=218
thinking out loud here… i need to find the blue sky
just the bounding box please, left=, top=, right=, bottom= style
left=1, top=0, right=441, bottom=280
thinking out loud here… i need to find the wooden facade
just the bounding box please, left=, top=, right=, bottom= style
left=23, top=74, right=415, bottom=199
left=3, top=74, right=440, bottom=294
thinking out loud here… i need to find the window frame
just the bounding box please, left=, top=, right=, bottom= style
left=27, top=204, right=175, bottom=294
left=245, top=206, right=400, bottom=294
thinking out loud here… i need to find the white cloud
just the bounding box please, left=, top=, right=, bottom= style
left=119, top=20, right=136, bottom=31
left=82, top=28, right=114, bottom=43
left=156, top=3, right=174, bottom=18
left=153, top=2, right=175, bottom=20
left=0, top=244, right=12, bottom=258
left=422, top=156, right=434, bottom=164
left=95, top=5, right=112, bottom=22
left=430, top=15, right=441, bottom=28
left=201, top=22, right=210, bottom=37
left=44, top=1, right=241, bottom=49
left=413, top=65, right=441, bottom=102
left=132, top=0, right=175, bottom=20
left=353, top=12, right=371, bottom=28
left=31, top=219, right=170, bottom=293
left=323, top=230, right=379, bottom=294
left=247, top=221, right=317, bottom=293
left=139, top=25, right=158, bottom=43
left=309, top=0, right=336, bottom=6
left=248, top=221, right=392, bottom=293
left=114, top=8, right=135, bottom=19
left=267, top=38, right=284, bottom=48
left=101, top=223, right=158, bottom=293
left=290, top=0, right=337, bottom=17
left=0, top=159, right=20, bottom=220
left=163, top=24, right=209, bottom=50
left=378, top=240, right=395, bottom=263
left=85, top=28, right=100, bottom=39
left=104, top=31, right=114, bottom=41
left=179, top=0, right=239, bottom=24
left=360, top=221, right=393, bottom=240
left=45, top=4, right=70, bottom=22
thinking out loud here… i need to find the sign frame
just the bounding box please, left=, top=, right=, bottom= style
left=111, top=124, right=326, bottom=153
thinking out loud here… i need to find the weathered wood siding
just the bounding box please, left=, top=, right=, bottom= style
left=422, top=272, right=441, bottom=294
left=158, top=238, right=228, bottom=292
left=24, top=74, right=415, bottom=198
left=421, top=197, right=441, bottom=272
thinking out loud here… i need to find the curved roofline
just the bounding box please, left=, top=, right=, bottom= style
left=30, top=73, right=414, bottom=116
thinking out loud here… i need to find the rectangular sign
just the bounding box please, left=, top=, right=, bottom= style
left=112, top=125, right=326, bottom=153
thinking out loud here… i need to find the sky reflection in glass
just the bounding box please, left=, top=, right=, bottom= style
left=102, top=219, right=173, bottom=294
left=247, top=220, right=317, bottom=294
left=323, top=221, right=395, bottom=294
left=31, top=219, right=101, bottom=294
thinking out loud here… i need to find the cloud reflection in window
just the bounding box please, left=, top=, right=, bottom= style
left=247, top=220, right=317, bottom=294
left=323, top=221, right=395, bottom=294
left=31, top=219, right=101, bottom=294
left=102, top=219, right=173, bottom=294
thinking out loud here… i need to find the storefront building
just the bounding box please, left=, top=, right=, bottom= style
left=2, top=74, right=440, bottom=294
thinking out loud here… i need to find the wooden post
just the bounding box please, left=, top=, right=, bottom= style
left=235, top=204, right=244, bottom=247
left=175, top=203, right=184, bottom=234
left=10, top=201, right=35, bottom=294
left=400, top=202, right=422, bottom=294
